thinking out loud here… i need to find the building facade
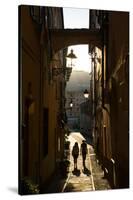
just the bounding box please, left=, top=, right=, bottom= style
left=19, top=5, right=67, bottom=193
left=89, top=10, right=129, bottom=188
left=65, top=90, right=86, bottom=131
left=80, top=100, right=93, bottom=142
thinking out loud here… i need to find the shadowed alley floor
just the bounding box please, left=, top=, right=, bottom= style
left=42, top=132, right=111, bottom=194
left=62, top=132, right=111, bottom=192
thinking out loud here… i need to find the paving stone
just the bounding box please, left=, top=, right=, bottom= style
left=63, top=132, right=111, bottom=192
left=42, top=132, right=111, bottom=194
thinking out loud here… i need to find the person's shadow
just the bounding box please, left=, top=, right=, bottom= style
left=82, top=167, right=91, bottom=176
left=72, top=168, right=81, bottom=176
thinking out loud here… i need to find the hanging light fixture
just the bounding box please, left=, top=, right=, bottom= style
left=84, top=89, right=89, bottom=99
left=52, top=49, right=77, bottom=78
left=66, top=49, right=77, bottom=67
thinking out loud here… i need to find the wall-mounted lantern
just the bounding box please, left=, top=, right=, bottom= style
left=84, top=89, right=89, bottom=99
left=52, top=49, right=77, bottom=78
left=66, top=49, right=77, bottom=67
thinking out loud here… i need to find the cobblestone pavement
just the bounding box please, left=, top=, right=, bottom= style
left=63, top=132, right=111, bottom=192
left=42, top=132, right=111, bottom=194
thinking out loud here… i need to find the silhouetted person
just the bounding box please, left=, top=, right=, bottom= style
left=81, top=140, right=88, bottom=169
left=72, top=142, right=79, bottom=170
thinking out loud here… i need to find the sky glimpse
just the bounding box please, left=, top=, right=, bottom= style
left=63, top=7, right=91, bottom=72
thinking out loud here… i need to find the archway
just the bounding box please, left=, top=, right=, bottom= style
left=50, top=28, right=102, bottom=54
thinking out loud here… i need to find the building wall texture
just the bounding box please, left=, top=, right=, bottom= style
left=90, top=10, right=129, bottom=189
left=107, top=11, right=129, bottom=188
left=65, top=90, right=85, bottom=130
left=19, top=5, right=66, bottom=192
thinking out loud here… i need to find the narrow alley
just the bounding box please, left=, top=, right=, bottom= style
left=63, top=132, right=111, bottom=192
left=19, top=5, right=129, bottom=195
left=42, top=132, right=111, bottom=194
